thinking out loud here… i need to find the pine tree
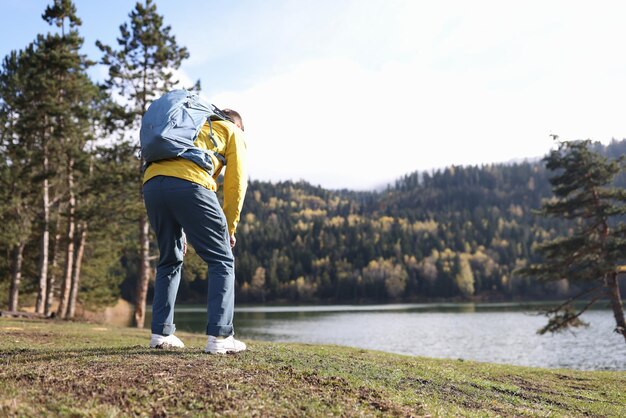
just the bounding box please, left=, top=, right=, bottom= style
left=518, top=138, right=626, bottom=343
left=0, top=48, right=39, bottom=313
left=35, top=0, right=99, bottom=318
left=97, top=0, right=192, bottom=327
left=10, top=37, right=63, bottom=316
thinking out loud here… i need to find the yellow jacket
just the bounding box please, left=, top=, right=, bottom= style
left=143, top=120, right=248, bottom=235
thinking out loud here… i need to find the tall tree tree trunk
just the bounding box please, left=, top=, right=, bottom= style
left=35, top=148, right=50, bottom=314
left=67, top=223, right=87, bottom=319
left=58, top=156, right=76, bottom=319
left=8, top=242, right=26, bottom=312
left=45, top=206, right=62, bottom=316
left=135, top=212, right=151, bottom=328
left=606, top=272, right=626, bottom=343
left=134, top=84, right=152, bottom=328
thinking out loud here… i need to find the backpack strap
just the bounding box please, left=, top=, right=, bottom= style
left=205, top=117, right=227, bottom=166
left=213, top=150, right=227, bottom=166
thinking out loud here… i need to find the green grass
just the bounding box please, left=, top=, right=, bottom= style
left=0, top=317, right=625, bottom=417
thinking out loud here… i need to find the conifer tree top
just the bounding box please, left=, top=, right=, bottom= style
left=42, top=0, right=82, bottom=29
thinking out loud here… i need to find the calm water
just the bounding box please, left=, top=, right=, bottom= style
left=146, top=302, right=626, bottom=371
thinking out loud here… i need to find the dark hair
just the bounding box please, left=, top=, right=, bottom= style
left=222, top=109, right=244, bottom=132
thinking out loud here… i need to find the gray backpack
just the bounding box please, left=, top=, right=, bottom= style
left=140, top=89, right=229, bottom=174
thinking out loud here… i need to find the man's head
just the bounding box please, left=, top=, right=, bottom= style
left=222, top=109, right=244, bottom=132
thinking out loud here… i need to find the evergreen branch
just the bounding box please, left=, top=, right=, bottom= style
left=537, top=295, right=601, bottom=335
left=539, top=283, right=605, bottom=316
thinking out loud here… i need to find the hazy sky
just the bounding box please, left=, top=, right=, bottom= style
left=2, top=1, right=626, bottom=189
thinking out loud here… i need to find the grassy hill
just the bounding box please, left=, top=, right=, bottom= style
left=1, top=317, right=625, bottom=417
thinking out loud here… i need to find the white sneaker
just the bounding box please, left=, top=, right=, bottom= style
left=150, top=333, right=185, bottom=349
left=205, top=335, right=247, bottom=354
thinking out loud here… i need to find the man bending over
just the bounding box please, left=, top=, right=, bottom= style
left=143, top=109, right=248, bottom=354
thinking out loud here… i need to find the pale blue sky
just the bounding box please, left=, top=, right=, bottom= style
left=2, top=1, right=626, bottom=189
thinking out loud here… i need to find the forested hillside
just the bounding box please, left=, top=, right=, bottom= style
left=157, top=141, right=626, bottom=305
left=6, top=138, right=626, bottom=310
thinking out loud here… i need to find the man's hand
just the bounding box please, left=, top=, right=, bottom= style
left=230, top=234, right=237, bottom=249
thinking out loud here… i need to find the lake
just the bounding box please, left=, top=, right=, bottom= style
left=145, top=302, right=626, bottom=371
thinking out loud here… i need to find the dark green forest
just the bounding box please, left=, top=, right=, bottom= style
left=2, top=0, right=626, bottom=320
left=163, top=141, right=626, bottom=306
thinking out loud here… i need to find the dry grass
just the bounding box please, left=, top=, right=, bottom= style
left=1, top=317, right=625, bottom=417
